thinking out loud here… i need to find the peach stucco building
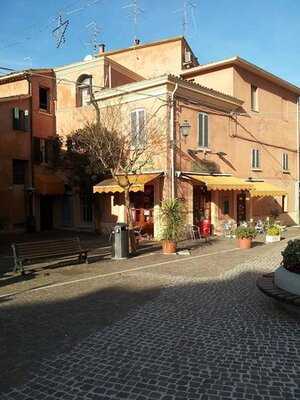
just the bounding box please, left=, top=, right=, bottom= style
left=1, top=36, right=299, bottom=236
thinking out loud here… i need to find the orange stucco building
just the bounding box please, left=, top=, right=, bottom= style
left=0, top=69, right=62, bottom=232
left=1, top=36, right=299, bottom=236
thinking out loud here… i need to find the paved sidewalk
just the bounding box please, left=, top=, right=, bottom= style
left=1, top=230, right=300, bottom=399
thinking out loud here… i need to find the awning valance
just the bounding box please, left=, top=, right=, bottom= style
left=93, top=173, right=162, bottom=194
left=35, top=174, right=65, bottom=195
left=184, top=174, right=253, bottom=191
left=249, top=182, right=288, bottom=197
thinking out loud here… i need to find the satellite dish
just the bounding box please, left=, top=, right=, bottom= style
left=83, top=55, right=93, bottom=61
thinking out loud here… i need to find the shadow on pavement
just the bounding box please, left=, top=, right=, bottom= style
left=1, top=269, right=299, bottom=397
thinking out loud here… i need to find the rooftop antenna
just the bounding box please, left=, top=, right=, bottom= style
left=123, top=0, right=144, bottom=44
left=174, top=0, right=197, bottom=37
left=85, top=21, right=101, bottom=54
left=52, top=13, right=70, bottom=48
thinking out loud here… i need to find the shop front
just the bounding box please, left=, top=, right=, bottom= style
left=93, top=173, right=163, bottom=238
left=180, top=174, right=288, bottom=234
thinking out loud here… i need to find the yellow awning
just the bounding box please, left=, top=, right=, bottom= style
left=249, top=182, right=288, bottom=197
left=93, top=173, right=162, bottom=194
left=35, top=174, right=65, bottom=195
left=185, top=174, right=253, bottom=191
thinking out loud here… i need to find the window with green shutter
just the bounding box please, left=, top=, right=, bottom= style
left=12, top=107, right=29, bottom=131
left=251, top=149, right=261, bottom=169
left=198, top=112, right=209, bottom=148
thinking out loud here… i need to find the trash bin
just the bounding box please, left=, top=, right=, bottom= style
left=112, top=223, right=129, bottom=259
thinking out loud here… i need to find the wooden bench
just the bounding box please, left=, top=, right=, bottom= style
left=12, top=237, right=88, bottom=274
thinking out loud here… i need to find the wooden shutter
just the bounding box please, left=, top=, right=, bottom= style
left=138, top=109, right=145, bottom=145
left=12, top=107, right=20, bottom=130
left=198, top=113, right=208, bottom=147
left=203, top=114, right=208, bottom=147
left=33, top=138, right=41, bottom=163
left=131, top=111, right=138, bottom=146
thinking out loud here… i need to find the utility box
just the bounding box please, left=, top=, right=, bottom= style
left=112, top=223, right=129, bottom=259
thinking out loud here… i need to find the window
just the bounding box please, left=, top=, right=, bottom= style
left=282, top=153, right=289, bottom=171
left=80, top=194, right=93, bottom=224
left=33, top=137, right=53, bottom=164
left=76, top=75, right=92, bottom=107
left=251, top=85, right=258, bottom=111
left=131, top=109, right=146, bottom=147
left=198, top=112, right=209, bottom=148
left=252, top=149, right=261, bottom=169
left=39, top=87, right=50, bottom=111
left=12, top=107, right=29, bottom=131
left=12, top=159, right=27, bottom=185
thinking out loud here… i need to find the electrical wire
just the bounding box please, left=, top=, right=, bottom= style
left=0, top=0, right=103, bottom=51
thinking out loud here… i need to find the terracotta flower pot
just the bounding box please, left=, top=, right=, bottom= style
left=162, top=240, right=177, bottom=254
left=238, top=238, right=252, bottom=249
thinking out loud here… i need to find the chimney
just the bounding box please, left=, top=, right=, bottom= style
left=133, top=38, right=140, bottom=46
left=98, top=43, right=106, bottom=53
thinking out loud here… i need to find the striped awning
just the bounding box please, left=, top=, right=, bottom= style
left=249, top=182, right=288, bottom=197
left=185, top=174, right=253, bottom=191
left=93, top=173, right=162, bottom=194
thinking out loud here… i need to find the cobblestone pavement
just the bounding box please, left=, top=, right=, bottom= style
left=1, top=235, right=300, bottom=399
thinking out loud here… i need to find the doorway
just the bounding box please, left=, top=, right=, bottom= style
left=193, top=185, right=211, bottom=224
left=237, top=192, right=247, bottom=224
left=40, top=195, right=54, bottom=230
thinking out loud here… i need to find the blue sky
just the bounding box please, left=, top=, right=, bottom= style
left=1, top=0, right=300, bottom=85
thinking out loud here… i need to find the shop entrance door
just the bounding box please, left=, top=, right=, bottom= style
left=193, top=185, right=211, bottom=224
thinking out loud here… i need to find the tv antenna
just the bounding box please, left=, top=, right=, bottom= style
left=175, top=0, right=197, bottom=37
left=52, top=14, right=70, bottom=48
left=85, top=21, right=101, bottom=53
left=123, top=0, right=144, bottom=43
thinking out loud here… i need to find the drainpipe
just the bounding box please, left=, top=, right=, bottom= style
left=170, top=83, right=178, bottom=199
left=26, top=73, right=36, bottom=232
left=297, top=97, right=300, bottom=224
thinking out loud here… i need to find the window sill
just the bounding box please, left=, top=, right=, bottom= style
left=39, top=109, right=52, bottom=115
left=196, top=147, right=211, bottom=152
left=282, top=170, right=290, bottom=174
left=251, top=168, right=262, bottom=172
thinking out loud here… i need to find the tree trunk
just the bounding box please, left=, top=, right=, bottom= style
left=124, top=188, right=137, bottom=254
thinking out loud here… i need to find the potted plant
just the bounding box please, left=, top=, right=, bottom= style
left=235, top=225, right=257, bottom=249
left=274, top=240, right=300, bottom=295
left=159, top=198, right=183, bottom=254
left=265, top=225, right=281, bottom=243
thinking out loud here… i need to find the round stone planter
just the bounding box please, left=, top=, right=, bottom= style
left=265, top=235, right=281, bottom=244
left=274, top=265, right=300, bottom=296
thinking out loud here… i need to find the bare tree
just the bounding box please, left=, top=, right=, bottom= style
left=69, top=96, right=167, bottom=250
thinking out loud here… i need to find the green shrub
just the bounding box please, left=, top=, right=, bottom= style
left=267, top=225, right=281, bottom=236
left=159, top=198, right=184, bottom=242
left=281, top=239, right=300, bottom=273
left=235, top=226, right=257, bottom=240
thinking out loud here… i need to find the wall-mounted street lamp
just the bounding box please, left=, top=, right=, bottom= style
left=179, top=120, right=191, bottom=137
left=187, top=148, right=227, bottom=157
left=216, top=151, right=227, bottom=157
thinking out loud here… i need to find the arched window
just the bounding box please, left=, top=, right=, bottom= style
left=76, top=75, right=92, bottom=107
